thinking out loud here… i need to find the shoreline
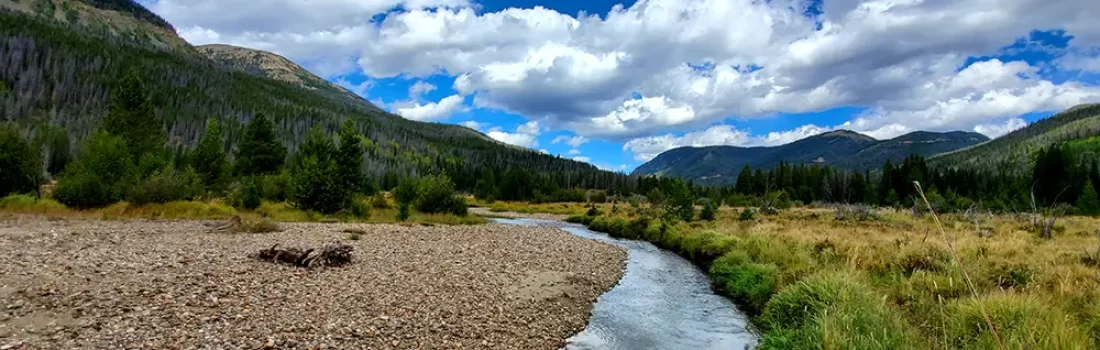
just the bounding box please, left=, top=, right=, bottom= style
left=0, top=218, right=626, bottom=349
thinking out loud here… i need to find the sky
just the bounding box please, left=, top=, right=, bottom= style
left=141, top=0, right=1100, bottom=173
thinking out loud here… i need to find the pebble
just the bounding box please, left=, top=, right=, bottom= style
left=0, top=218, right=625, bottom=349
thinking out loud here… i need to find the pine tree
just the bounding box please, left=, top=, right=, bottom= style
left=290, top=128, right=345, bottom=214
left=53, top=131, right=136, bottom=208
left=1077, top=180, right=1100, bottom=215
left=103, top=71, right=164, bottom=159
left=0, top=124, right=41, bottom=196
left=735, top=165, right=753, bottom=194
left=192, top=119, right=230, bottom=191
left=235, top=114, right=287, bottom=176
left=335, top=121, right=366, bottom=194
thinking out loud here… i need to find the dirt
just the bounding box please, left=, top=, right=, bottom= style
left=469, top=208, right=570, bottom=221
left=0, top=217, right=626, bottom=349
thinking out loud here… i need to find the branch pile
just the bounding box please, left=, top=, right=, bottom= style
left=252, top=241, right=354, bottom=268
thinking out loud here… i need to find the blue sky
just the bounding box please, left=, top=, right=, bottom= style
left=146, top=0, right=1100, bottom=172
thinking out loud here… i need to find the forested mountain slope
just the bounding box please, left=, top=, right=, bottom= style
left=930, top=104, right=1100, bottom=171
left=632, top=130, right=986, bottom=184
left=0, top=0, right=627, bottom=191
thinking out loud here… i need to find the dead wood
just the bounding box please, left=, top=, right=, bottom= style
left=252, top=241, right=354, bottom=268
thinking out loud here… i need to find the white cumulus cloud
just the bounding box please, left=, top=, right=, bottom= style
left=395, top=94, right=465, bottom=121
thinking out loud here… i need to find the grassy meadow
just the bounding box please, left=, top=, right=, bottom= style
left=0, top=194, right=486, bottom=225
left=533, top=201, right=1100, bottom=349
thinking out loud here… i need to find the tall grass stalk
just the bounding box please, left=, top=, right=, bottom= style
left=914, top=181, right=1004, bottom=350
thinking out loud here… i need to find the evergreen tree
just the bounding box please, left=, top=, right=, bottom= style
left=1032, top=145, right=1078, bottom=206
left=192, top=119, right=230, bottom=191
left=103, top=71, right=164, bottom=159
left=0, top=124, right=41, bottom=196
left=335, top=121, right=366, bottom=193
left=1077, top=180, right=1100, bottom=215
left=880, top=160, right=895, bottom=205
left=735, top=165, right=753, bottom=194
left=290, top=128, right=345, bottom=214
left=235, top=114, right=286, bottom=176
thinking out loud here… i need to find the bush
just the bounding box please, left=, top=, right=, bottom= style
left=589, top=216, right=609, bottom=232
left=586, top=205, right=602, bottom=217
left=607, top=217, right=629, bottom=237
left=127, top=167, right=202, bottom=205
left=588, top=190, right=608, bottom=203
left=397, top=203, right=410, bottom=221
left=54, top=132, right=135, bottom=208
left=715, top=261, right=780, bottom=313
left=413, top=175, right=467, bottom=216
left=0, top=124, right=41, bottom=197
left=240, top=178, right=262, bottom=210
left=370, top=193, right=391, bottom=209
left=699, top=199, right=718, bottom=221
left=258, top=172, right=291, bottom=201
left=739, top=208, right=756, bottom=221
left=348, top=195, right=370, bottom=218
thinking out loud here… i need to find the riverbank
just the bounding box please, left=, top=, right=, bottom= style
left=561, top=207, right=1100, bottom=349
left=0, top=218, right=626, bottom=349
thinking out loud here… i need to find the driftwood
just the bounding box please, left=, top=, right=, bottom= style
left=252, top=241, right=354, bottom=268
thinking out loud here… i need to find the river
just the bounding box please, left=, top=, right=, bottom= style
left=492, top=218, right=758, bottom=350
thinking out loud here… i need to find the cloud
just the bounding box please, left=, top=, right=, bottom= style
left=572, top=156, right=591, bottom=163
left=552, top=135, right=590, bottom=148
left=567, top=149, right=581, bottom=155
left=154, top=0, right=1100, bottom=144
left=487, top=121, right=542, bottom=148
left=408, top=81, right=437, bottom=100
left=459, top=120, right=484, bottom=130
left=332, top=77, right=374, bottom=97
left=395, top=94, right=465, bottom=121
left=974, top=118, right=1028, bottom=138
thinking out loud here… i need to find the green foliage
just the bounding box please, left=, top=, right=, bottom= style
left=1076, top=180, right=1099, bottom=215
left=192, top=119, right=230, bottom=191
left=258, top=172, right=291, bottom=201
left=239, top=178, right=261, bottom=210
left=0, top=124, right=41, bottom=196
left=709, top=255, right=779, bottom=313
left=347, top=195, right=370, bottom=218
left=336, top=121, right=367, bottom=195
left=370, top=193, right=391, bottom=209
left=127, top=167, right=202, bottom=205
left=413, top=175, right=467, bottom=216
left=54, top=131, right=135, bottom=208
left=393, top=179, right=418, bottom=206
left=663, top=179, right=696, bottom=222
left=235, top=114, right=287, bottom=176
left=397, top=203, right=410, bottom=222
left=103, top=71, right=164, bottom=160
left=739, top=208, right=756, bottom=221
left=31, top=122, right=70, bottom=176
left=289, top=128, right=345, bottom=214
left=699, top=199, right=718, bottom=221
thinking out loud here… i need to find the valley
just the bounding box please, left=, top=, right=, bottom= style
left=2, top=0, right=1100, bottom=350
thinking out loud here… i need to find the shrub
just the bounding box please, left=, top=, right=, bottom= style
left=739, top=208, right=756, bottom=221
left=348, top=195, right=371, bottom=218
left=258, top=172, right=291, bottom=201
left=699, top=199, right=718, bottom=221
left=413, top=175, right=467, bottom=216
left=127, top=167, right=202, bottom=205
left=397, top=203, right=410, bottom=222
left=588, top=190, right=608, bottom=203
left=607, top=217, right=629, bottom=237
left=721, top=262, right=779, bottom=313
left=589, top=216, right=609, bottom=232
left=586, top=205, right=602, bottom=217
left=54, top=131, right=135, bottom=208
left=370, top=193, right=391, bottom=209
left=0, top=124, right=41, bottom=197
left=240, top=178, right=262, bottom=210
left=835, top=205, right=881, bottom=222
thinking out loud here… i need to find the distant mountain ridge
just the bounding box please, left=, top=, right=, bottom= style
left=632, top=130, right=989, bottom=184
left=929, top=104, right=1100, bottom=171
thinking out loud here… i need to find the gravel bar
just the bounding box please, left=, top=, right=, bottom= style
left=0, top=218, right=626, bottom=349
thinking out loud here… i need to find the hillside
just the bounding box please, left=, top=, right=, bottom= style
left=197, top=44, right=384, bottom=113
left=632, top=130, right=987, bottom=184
left=930, top=104, right=1100, bottom=171
left=0, top=0, right=624, bottom=191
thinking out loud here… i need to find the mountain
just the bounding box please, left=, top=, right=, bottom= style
left=0, top=0, right=626, bottom=191
left=632, top=130, right=988, bottom=184
left=929, top=104, right=1100, bottom=171
left=196, top=44, right=384, bottom=113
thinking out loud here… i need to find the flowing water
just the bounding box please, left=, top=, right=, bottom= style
left=493, top=218, right=758, bottom=350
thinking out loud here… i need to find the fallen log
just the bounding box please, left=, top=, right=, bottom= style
left=252, top=241, right=354, bottom=268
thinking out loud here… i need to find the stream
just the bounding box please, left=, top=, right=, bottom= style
left=493, top=218, right=758, bottom=350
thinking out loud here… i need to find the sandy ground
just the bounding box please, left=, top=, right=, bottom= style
left=0, top=217, right=626, bottom=349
